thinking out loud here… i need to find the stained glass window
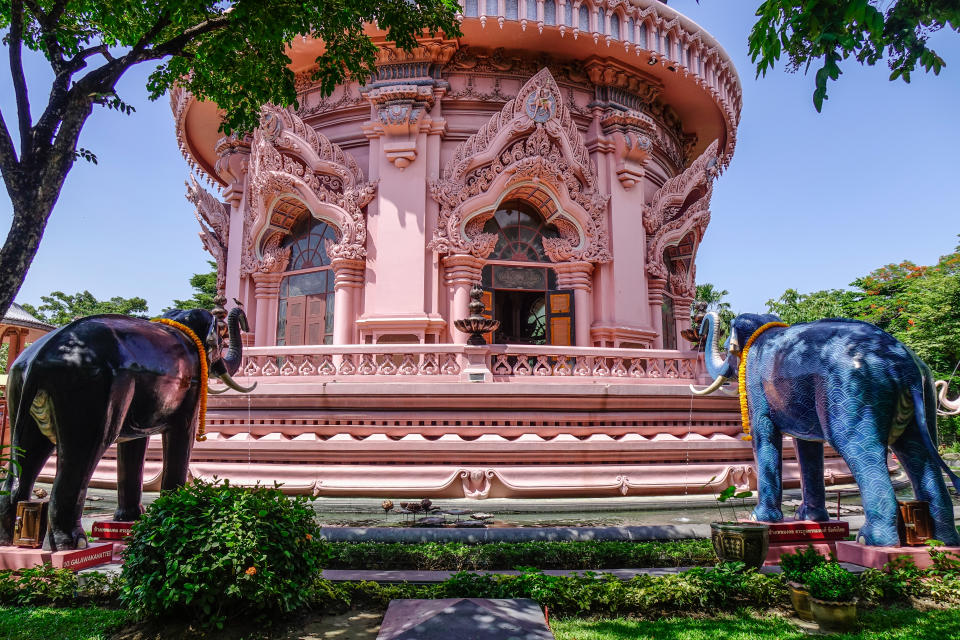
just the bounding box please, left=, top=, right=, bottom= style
left=483, top=201, right=560, bottom=263
left=284, top=216, right=337, bottom=270
left=544, top=0, right=556, bottom=25
left=278, top=216, right=337, bottom=345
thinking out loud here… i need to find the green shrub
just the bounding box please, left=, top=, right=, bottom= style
left=322, top=539, right=715, bottom=571
left=804, top=562, right=859, bottom=602
left=778, top=544, right=828, bottom=584
left=120, top=479, right=324, bottom=629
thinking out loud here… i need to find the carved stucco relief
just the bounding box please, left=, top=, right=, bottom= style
left=429, top=67, right=611, bottom=264
left=643, top=139, right=720, bottom=297
left=186, top=175, right=230, bottom=294
left=241, top=105, right=376, bottom=276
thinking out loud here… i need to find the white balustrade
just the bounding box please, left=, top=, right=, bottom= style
left=457, top=0, right=742, bottom=117
left=236, top=344, right=698, bottom=383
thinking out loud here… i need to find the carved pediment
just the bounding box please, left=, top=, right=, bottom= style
left=430, top=68, right=610, bottom=264
left=241, top=106, right=376, bottom=276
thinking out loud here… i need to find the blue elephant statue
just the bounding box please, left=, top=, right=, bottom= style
left=692, top=312, right=960, bottom=547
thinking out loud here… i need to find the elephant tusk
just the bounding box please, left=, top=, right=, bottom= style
left=936, top=380, right=960, bottom=416
left=207, top=384, right=230, bottom=395
left=217, top=370, right=258, bottom=393
left=689, top=376, right=729, bottom=396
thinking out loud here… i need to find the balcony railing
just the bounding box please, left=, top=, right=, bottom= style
left=235, top=343, right=700, bottom=384
left=457, top=0, right=742, bottom=120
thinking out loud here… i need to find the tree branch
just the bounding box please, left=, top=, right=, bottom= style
left=149, top=14, right=233, bottom=58
left=8, top=0, right=32, bottom=160
left=0, top=108, right=21, bottom=190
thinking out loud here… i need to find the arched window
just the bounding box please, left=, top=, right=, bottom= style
left=627, top=17, right=634, bottom=42
left=544, top=0, right=556, bottom=25
left=638, top=20, right=647, bottom=48
left=578, top=4, right=589, bottom=31
left=506, top=0, right=519, bottom=19
left=486, top=0, right=497, bottom=16
left=527, top=0, right=537, bottom=20
left=482, top=201, right=560, bottom=262
left=598, top=8, right=605, bottom=33
left=610, top=14, right=620, bottom=39
left=277, top=216, right=337, bottom=345
left=466, top=0, right=478, bottom=17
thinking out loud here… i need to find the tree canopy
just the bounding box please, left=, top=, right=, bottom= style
left=169, top=262, right=218, bottom=312
left=0, top=1, right=461, bottom=323
left=748, top=1, right=960, bottom=110
left=20, top=290, right=149, bottom=326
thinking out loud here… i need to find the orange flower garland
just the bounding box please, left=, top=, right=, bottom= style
left=737, top=322, right=788, bottom=441
left=152, top=318, right=208, bottom=442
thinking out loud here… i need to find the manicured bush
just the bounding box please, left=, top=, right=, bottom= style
left=120, top=479, right=324, bottom=628
left=778, top=544, right=828, bottom=584
left=314, top=564, right=789, bottom=618
left=804, top=562, right=859, bottom=602
left=322, top=539, right=715, bottom=571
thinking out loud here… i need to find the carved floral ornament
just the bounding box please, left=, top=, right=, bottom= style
left=240, top=105, right=376, bottom=276
left=643, top=140, right=720, bottom=296
left=429, top=68, right=611, bottom=264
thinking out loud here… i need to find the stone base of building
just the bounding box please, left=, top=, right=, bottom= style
left=835, top=540, right=960, bottom=570
left=37, top=379, right=875, bottom=499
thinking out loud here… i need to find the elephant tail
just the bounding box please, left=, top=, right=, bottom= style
left=913, top=376, right=960, bottom=494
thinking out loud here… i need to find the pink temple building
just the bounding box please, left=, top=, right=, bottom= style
left=139, top=0, right=857, bottom=499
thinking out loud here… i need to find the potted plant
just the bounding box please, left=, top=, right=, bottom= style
left=708, top=483, right=769, bottom=569
left=779, top=545, right=828, bottom=621
left=804, top=561, right=859, bottom=631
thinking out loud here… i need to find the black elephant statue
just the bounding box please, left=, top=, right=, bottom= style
left=0, top=306, right=255, bottom=550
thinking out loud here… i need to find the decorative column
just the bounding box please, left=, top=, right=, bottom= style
left=213, top=134, right=251, bottom=307
left=331, top=258, right=365, bottom=344
left=673, top=297, right=694, bottom=353
left=553, top=261, right=594, bottom=347
left=648, top=277, right=667, bottom=349
left=443, top=254, right=484, bottom=344
left=251, top=272, right=284, bottom=347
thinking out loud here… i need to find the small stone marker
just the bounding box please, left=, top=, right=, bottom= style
left=377, top=598, right=554, bottom=640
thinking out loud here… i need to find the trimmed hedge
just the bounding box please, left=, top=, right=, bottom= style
left=322, top=539, right=716, bottom=571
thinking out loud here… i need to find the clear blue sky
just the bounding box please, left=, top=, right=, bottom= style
left=2, top=2, right=958, bottom=316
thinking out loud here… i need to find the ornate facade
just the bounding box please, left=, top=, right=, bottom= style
left=107, top=0, right=862, bottom=499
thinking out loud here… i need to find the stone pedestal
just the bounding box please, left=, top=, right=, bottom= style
left=835, top=540, right=960, bottom=570
left=0, top=542, right=115, bottom=571
left=759, top=520, right=850, bottom=566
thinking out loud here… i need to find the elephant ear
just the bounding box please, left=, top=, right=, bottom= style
left=161, top=309, right=218, bottom=355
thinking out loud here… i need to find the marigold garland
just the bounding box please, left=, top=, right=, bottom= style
left=152, top=318, right=208, bottom=442
left=737, top=322, right=789, bottom=441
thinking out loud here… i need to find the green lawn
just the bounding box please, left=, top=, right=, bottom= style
left=0, top=606, right=131, bottom=640
left=552, top=608, right=960, bottom=640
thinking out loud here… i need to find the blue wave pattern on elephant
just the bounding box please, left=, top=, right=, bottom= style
left=695, top=312, right=960, bottom=547
left=0, top=307, right=254, bottom=551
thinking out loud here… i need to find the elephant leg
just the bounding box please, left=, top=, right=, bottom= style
left=48, top=375, right=133, bottom=551
left=751, top=414, right=784, bottom=522
left=160, top=420, right=196, bottom=491
left=841, top=437, right=899, bottom=546
left=793, top=438, right=830, bottom=521
left=0, top=417, right=55, bottom=545
left=114, top=438, right=149, bottom=522
left=892, top=430, right=960, bottom=545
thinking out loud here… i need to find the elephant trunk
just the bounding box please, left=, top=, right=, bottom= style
left=936, top=380, right=960, bottom=415
left=222, top=307, right=248, bottom=376
left=690, top=312, right=736, bottom=395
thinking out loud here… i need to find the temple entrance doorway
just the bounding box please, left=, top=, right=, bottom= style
left=480, top=264, right=574, bottom=346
